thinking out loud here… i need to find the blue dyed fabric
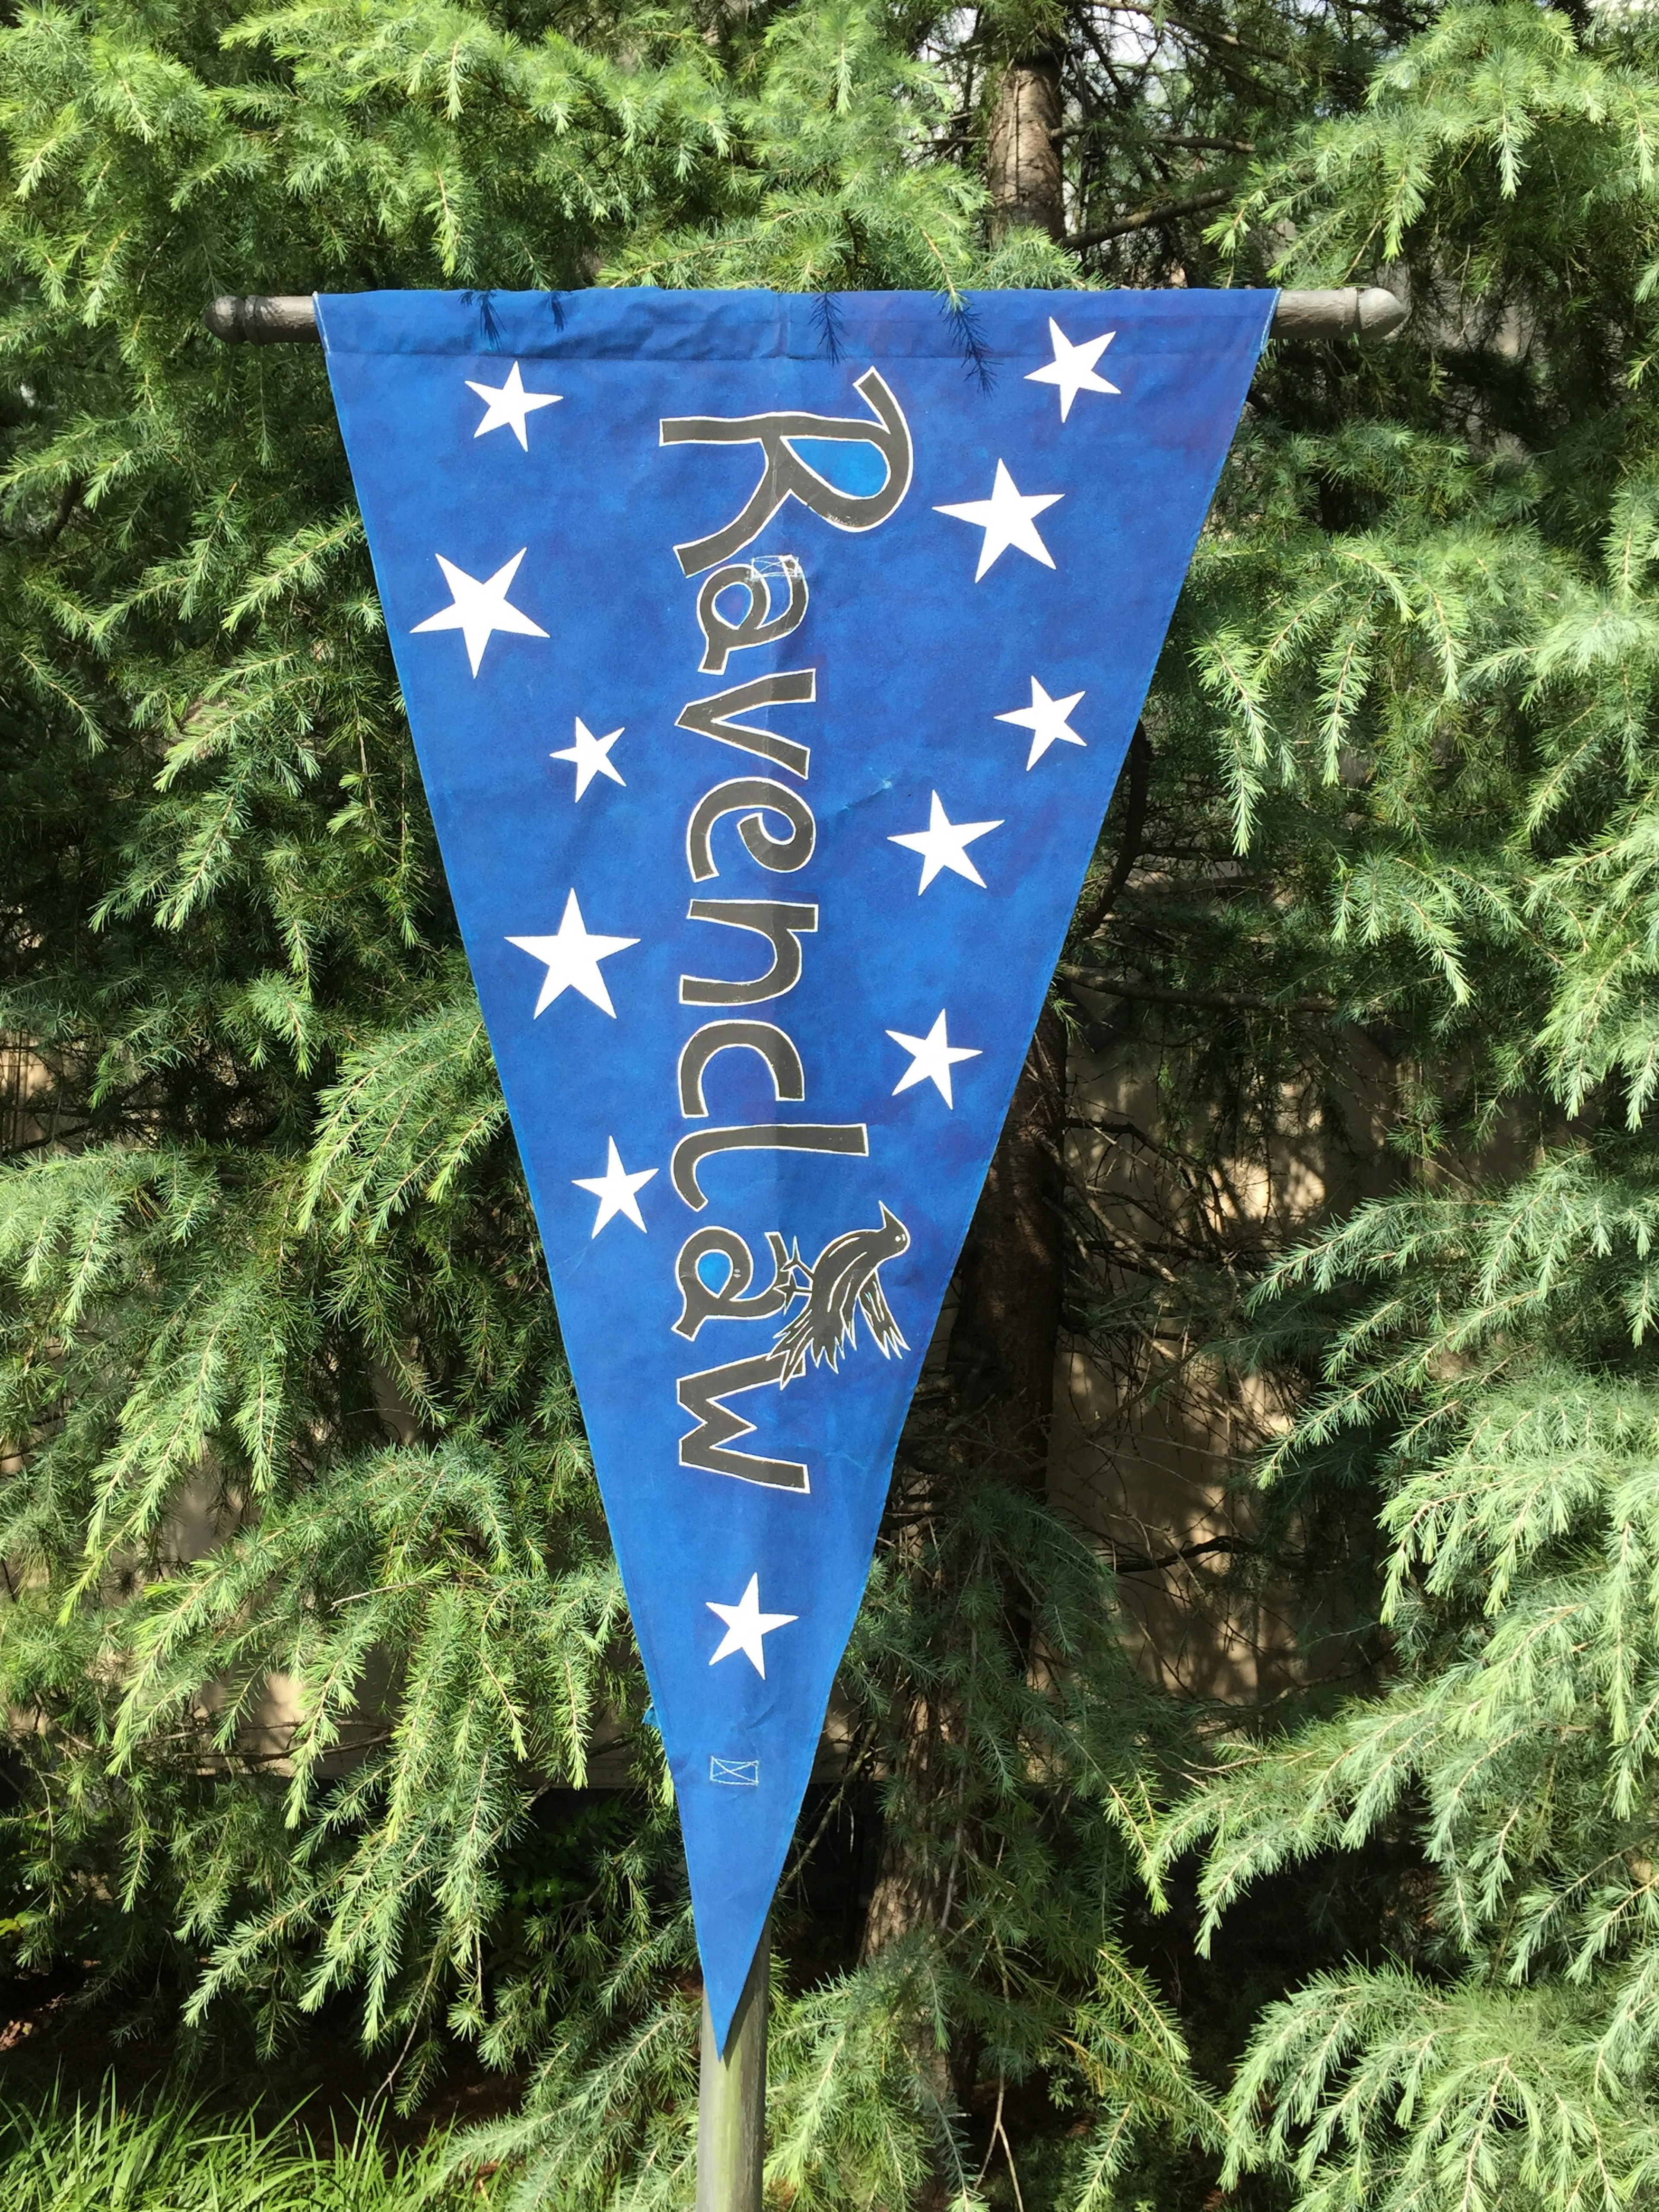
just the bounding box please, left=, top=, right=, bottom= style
left=317, top=286, right=1271, bottom=2044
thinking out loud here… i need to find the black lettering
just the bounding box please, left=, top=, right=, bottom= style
left=661, top=368, right=914, bottom=576
left=671, top=1122, right=869, bottom=1210
left=676, top=1352, right=807, bottom=1491
left=673, top=1227, right=803, bottom=1341
left=685, top=779, right=815, bottom=883
left=676, top=671, right=816, bottom=779
left=696, top=556, right=809, bottom=676
left=678, top=1021, right=805, bottom=1118
left=680, top=900, right=817, bottom=1005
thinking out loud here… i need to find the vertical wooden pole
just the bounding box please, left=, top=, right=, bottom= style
left=695, top=1924, right=769, bottom=2212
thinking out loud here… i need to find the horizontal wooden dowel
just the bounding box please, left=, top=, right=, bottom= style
left=204, top=286, right=1407, bottom=345
left=205, top=295, right=321, bottom=343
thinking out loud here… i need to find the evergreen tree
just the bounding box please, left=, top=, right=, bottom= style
left=0, top=1, right=1193, bottom=2205
left=1144, top=7, right=1659, bottom=2206
left=10, top=0, right=1659, bottom=2206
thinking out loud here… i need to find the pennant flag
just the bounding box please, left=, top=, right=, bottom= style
left=317, top=286, right=1272, bottom=2044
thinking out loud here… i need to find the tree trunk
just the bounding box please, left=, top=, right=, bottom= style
left=856, top=51, right=1077, bottom=1993
left=852, top=64, right=1077, bottom=2190
left=985, top=48, right=1065, bottom=242
left=855, top=1005, right=1067, bottom=1944
left=949, top=37, right=1071, bottom=1476
left=943, top=999, right=1068, bottom=1480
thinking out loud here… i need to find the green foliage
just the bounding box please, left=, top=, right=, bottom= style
left=19, top=0, right=1659, bottom=2202
left=441, top=1479, right=1214, bottom=2211
left=1109, top=5, right=1659, bottom=2207
left=0, top=2085, right=459, bottom=2209
left=0, top=0, right=1200, bottom=2201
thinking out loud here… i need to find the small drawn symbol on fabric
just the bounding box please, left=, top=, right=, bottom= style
left=710, top=1758, right=760, bottom=1786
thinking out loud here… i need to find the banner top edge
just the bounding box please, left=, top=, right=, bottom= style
left=314, top=284, right=1279, bottom=361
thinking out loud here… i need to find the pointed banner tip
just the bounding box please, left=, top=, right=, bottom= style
left=703, top=1907, right=771, bottom=2057
left=315, top=285, right=1271, bottom=2009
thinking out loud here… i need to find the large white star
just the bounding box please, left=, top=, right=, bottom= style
left=411, top=550, right=549, bottom=677
left=934, top=461, right=1062, bottom=581
left=551, top=717, right=625, bottom=801
left=997, top=677, right=1087, bottom=769
left=1026, top=318, right=1119, bottom=421
left=507, top=890, right=639, bottom=1017
left=887, top=1010, right=982, bottom=1108
left=706, top=1574, right=798, bottom=1679
left=466, top=361, right=562, bottom=449
left=889, top=791, right=1003, bottom=893
left=572, top=1137, right=655, bottom=1236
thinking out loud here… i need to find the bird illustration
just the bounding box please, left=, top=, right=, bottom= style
left=772, top=1205, right=910, bottom=1383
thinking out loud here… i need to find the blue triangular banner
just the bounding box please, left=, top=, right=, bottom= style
left=317, top=286, right=1271, bottom=2044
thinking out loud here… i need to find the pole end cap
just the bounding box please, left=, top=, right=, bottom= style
left=204, top=296, right=318, bottom=343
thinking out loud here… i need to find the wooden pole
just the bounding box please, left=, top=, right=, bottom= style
left=204, top=288, right=1408, bottom=346
left=696, top=1924, right=768, bottom=2212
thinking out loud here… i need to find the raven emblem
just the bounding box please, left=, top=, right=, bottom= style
left=674, top=1205, right=911, bottom=1490
left=771, top=1204, right=909, bottom=1382
left=673, top=1207, right=911, bottom=1377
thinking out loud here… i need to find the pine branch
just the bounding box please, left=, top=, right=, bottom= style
left=1108, top=1534, right=1253, bottom=1573
left=1066, top=184, right=1234, bottom=249
left=1058, top=967, right=1340, bottom=1014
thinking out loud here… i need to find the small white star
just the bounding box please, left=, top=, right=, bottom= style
left=934, top=460, right=1062, bottom=581
left=887, top=1011, right=982, bottom=1109
left=1025, top=319, right=1119, bottom=421
left=466, top=361, right=562, bottom=449
left=889, top=792, right=1003, bottom=893
left=507, top=890, right=639, bottom=1017
left=411, top=550, right=549, bottom=677
left=706, top=1574, right=798, bottom=1679
left=572, top=1137, right=656, bottom=1236
left=997, top=677, right=1087, bottom=769
left=552, top=717, right=625, bottom=801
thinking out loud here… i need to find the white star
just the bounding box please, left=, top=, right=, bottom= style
left=507, top=890, right=639, bottom=1017
left=552, top=717, right=625, bottom=801
left=1025, top=319, right=1119, bottom=421
left=466, top=361, right=562, bottom=449
left=411, top=550, right=549, bottom=677
left=934, top=461, right=1062, bottom=581
left=997, top=677, right=1087, bottom=769
left=572, top=1137, right=656, bottom=1236
left=706, top=1574, right=798, bottom=1679
left=889, top=791, right=1003, bottom=893
left=887, top=1011, right=982, bottom=1109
